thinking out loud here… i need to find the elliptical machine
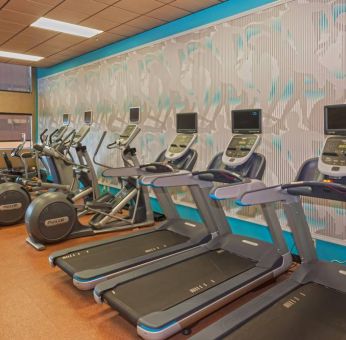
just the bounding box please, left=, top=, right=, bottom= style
left=25, top=109, right=144, bottom=250
left=0, top=133, right=42, bottom=183
left=25, top=112, right=198, bottom=250
left=0, top=113, right=90, bottom=226
left=0, top=114, right=70, bottom=184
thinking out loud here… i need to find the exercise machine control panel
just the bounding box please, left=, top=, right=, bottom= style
left=318, top=136, right=346, bottom=177
left=222, top=134, right=260, bottom=166
left=72, top=111, right=94, bottom=145
left=165, top=133, right=196, bottom=160
left=118, top=124, right=140, bottom=147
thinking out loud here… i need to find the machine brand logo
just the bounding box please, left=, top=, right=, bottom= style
left=242, top=239, right=259, bottom=246
left=283, top=292, right=306, bottom=309
left=45, top=216, right=69, bottom=227
left=184, top=222, right=196, bottom=227
left=0, top=203, right=22, bottom=211
left=189, top=279, right=216, bottom=294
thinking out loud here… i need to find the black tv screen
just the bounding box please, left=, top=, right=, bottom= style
left=176, top=112, right=198, bottom=133
left=62, top=113, right=70, bottom=126
left=84, top=111, right=93, bottom=125
left=232, top=109, right=262, bottom=133
left=129, top=107, right=140, bottom=123
left=324, top=105, right=346, bottom=135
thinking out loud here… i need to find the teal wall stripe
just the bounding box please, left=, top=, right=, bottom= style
left=37, top=0, right=277, bottom=79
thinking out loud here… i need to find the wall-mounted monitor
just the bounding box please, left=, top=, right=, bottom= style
left=84, top=111, right=93, bottom=125
left=324, top=104, right=346, bottom=135
left=232, top=109, right=262, bottom=134
left=176, top=112, right=198, bottom=133
left=129, top=107, right=140, bottom=123
left=62, top=113, right=70, bottom=126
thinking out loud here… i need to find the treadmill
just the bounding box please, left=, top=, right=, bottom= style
left=49, top=112, right=213, bottom=290
left=93, top=109, right=292, bottom=340
left=191, top=104, right=346, bottom=340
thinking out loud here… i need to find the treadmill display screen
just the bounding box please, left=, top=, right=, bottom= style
left=325, top=105, right=346, bottom=135
left=129, top=107, right=140, bottom=123
left=62, top=113, right=70, bottom=126
left=84, top=111, right=93, bottom=125
left=176, top=112, right=198, bottom=133
left=232, top=109, right=262, bottom=134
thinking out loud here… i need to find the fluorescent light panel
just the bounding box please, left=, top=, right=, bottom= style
left=31, top=17, right=103, bottom=37
left=0, top=51, right=43, bottom=61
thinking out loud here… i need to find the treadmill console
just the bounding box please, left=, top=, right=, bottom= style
left=222, top=134, right=260, bottom=166
left=118, top=124, right=140, bottom=147
left=318, top=136, right=346, bottom=177
left=165, top=112, right=198, bottom=161
left=165, top=133, right=196, bottom=160
left=318, top=105, right=346, bottom=177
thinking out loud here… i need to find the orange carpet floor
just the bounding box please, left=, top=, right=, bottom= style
left=0, top=219, right=293, bottom=340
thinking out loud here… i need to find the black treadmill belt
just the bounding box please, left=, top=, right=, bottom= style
left=104, top=250, right=255, bottom=320
left=55, top=230, right=189, bottom=277
left=225, top=283, right=346, bottom=340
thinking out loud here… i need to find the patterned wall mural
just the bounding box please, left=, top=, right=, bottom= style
left=38, top=0, right=346, bottom=245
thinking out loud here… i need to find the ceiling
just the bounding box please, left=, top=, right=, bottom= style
left=0, top=0, right=226, bottom=68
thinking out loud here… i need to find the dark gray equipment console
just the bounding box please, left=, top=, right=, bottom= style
left=319, top=136, right=346, bottom=176
left=223, top=134, right=260, bottom=166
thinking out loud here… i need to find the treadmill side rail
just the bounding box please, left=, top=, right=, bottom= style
left=140, top=170, right=190, bottom=186
left=150, top=171, right=214, bottom=188
left=189, top=278, right=300, bottom=340
left=239, top=184, right=297, bottom=205
left=210, top=179, right=265, bottom=200
left=137, top=267, right=281, bottom=340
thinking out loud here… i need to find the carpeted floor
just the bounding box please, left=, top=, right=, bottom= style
left=0, top=219, right=293, bottom=340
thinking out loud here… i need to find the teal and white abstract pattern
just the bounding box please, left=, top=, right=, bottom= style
left=38, top=0, right=346, bottom=244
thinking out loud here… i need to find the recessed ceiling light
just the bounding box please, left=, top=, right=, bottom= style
left=0, top=51, right=43, bottom=61
left=31, top=17, right=103, bottom=38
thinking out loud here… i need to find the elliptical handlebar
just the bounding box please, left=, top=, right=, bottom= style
left=10, top=140, right=25, bottom=158
left=93, top=131, right=114, bottom=169
left=40, top=128, right=48, bottom=144
left=49, top=128, right=60, bottom=145
left=34, top=143, right=87, bottom=169
left=106, top=140, right=120, bottom=150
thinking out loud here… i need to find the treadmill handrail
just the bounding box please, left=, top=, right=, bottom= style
left=238, top=181, right=346, bottom=206
left=149, top=171, right=212, bottom=188
left=210, top=179, right=266, bottom=200
left=238, top=184, right=295, bottom=206
left=102, top=162, right=177, bottom=179
left=150, top=169, right=249, bottom=189
left=282, top=181, right=346, bottom=202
